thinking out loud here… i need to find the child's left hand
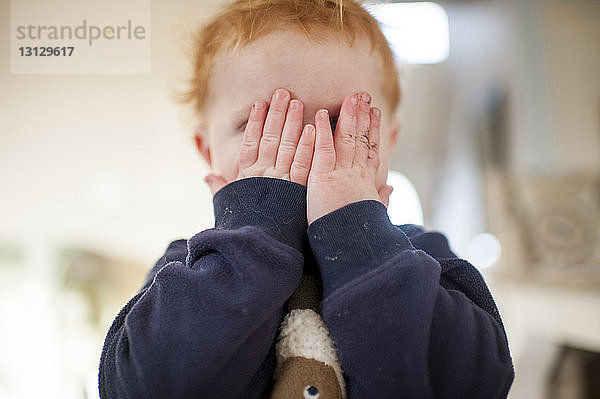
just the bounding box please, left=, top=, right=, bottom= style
left=306, top=92, right=390, bottom=225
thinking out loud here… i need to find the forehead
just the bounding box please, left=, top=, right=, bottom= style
left=206, top=29, right=384, bottom=118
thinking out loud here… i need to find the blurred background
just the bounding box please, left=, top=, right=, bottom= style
left=1, top=0, right=599, bottom=397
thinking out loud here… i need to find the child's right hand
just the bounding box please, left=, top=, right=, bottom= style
left=204, top=88, right=316, bottom=194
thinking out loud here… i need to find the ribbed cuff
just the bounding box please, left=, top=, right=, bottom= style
left=213, top=177, right=307, bottom=252
left=308, top=200, right=414, bottom=297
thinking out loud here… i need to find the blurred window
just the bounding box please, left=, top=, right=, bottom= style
left=367, top=2, right=450, bottom=64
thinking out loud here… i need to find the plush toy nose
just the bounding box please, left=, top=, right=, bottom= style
left=304, top=385, right=320, bottom=398
left=270, top=356, right=342, bottom=399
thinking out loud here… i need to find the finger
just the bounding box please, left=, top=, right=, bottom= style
left=204, top=173, right=229, bottom=195
left=257, top=89, right=290, bottom=166
left=334, top=93, right=359, bottom=169
left=290, top=124, right=315, bottom=186
left=367, top=107, right=381, bottom=173
left=311, top=109, right=336, bottom=173
left=353, top=92, right=372, bottom=170
left=275, top=99, right=304, bottom=175
left=238, top=101, right=267, bottom=170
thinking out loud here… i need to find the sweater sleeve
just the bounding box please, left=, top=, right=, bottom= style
left=307, top=200, right=514, bottom=398
left=99, top=177, right=307, bottom=399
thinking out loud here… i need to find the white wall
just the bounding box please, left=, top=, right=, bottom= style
left=1, top=0, right=222, bottom=267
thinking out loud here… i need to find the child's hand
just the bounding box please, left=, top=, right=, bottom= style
left=204, top=89, right=316, bottom=193
left=306, top=92, right=385, bottom=225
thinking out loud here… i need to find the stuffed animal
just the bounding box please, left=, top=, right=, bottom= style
left=271, top=275, right=346, bottom=399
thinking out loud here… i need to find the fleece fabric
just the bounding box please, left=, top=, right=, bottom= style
left=98, top=176, right=514, bottom=398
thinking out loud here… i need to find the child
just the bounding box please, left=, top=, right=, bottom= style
left=99, top=0, right=514, bottom=397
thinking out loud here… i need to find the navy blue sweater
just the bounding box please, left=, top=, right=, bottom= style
left=99, top=177, right=514, bottom=398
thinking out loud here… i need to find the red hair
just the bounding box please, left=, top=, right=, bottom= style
left=179, top=0, right=401, bottom=121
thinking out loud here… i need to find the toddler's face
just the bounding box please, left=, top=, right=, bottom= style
left=196, top=28, right=399, bottom=192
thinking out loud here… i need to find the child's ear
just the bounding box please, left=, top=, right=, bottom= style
left=194, top=125, right=212, bottom=168
left=388, top=117, right=401, bottom=149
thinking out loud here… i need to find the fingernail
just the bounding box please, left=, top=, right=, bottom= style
left=274, top=89, right=288, bottom=100
left=319, top=109, right=329, bottom=117
left=362, top=92, right=371, bottom=103
left=289, top=99, right=301, bottom=110
left=254, top=101, right=265, bottom=110
left=373, top=108, right=381, bottom=118
left=351, top=94, right=359, bottom=105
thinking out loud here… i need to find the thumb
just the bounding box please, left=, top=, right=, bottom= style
left=378, top=184, right=394, bottom=208
left=204, top=173, right=228, bottom=195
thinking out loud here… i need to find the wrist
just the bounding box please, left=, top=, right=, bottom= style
left=213, top=177, right=307, bottom=252
left=307, top=192, right=381, bottom=226
left=308, top=200, right=414, bottom=297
